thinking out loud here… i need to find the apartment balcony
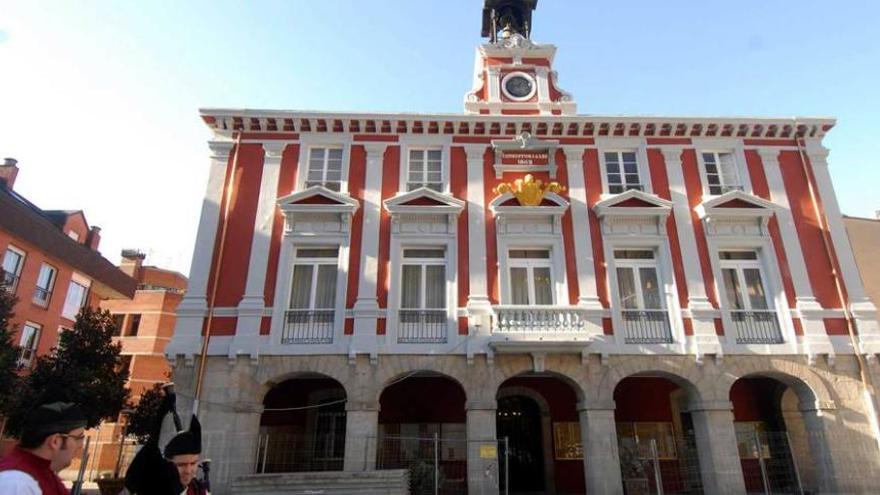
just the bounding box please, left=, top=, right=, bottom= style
left=490, top=305, right=592, bottom=354
left=730, top=310, right=783, bottom=344
left=282, top=310, right=334, bottom=344
left=397, top=309, right=447, bottom=344
left=621, top=309, right=673, bottom=344
left=1, top=270, right=17, bottom=293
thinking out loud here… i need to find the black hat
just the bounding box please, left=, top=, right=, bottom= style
left=24, top=401, right=87, bottom=436
left=164, top=415, right=201, bottom=458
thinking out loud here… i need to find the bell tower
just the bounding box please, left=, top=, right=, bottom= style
left=465, top=0, right=576, bottom=116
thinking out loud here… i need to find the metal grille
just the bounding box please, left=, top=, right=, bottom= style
left=618, top=434, right=704, bottom=495
left=737, top=430, right=803, bottom=495
left=731, top=310, right=783, bottom=344
left=254, top=431, right=345, bottom=473
left=33, top=286, right=51, bottom=304
left=1, top=270, right=18, bottom=291
left=282, top=309, right=334, bottom=344
left=398, top=310, right=447, bottom=343
left=493, top=306, right=588, bottom=333
left=376, top=434, right=469, bottom=495
left=622, top=310, right=673, bottom=344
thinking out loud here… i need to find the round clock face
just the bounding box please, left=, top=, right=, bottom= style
left=505, top=75, right=534, bottom=99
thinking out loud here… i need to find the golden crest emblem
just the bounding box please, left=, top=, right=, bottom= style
left=493, top=174, right=566, bottom=206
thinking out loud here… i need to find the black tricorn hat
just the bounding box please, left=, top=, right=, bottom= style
left=24, top=401, right=87, bottom=436
left=164, top=415, right=201, bottom=458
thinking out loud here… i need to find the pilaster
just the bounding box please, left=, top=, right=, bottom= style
left=685, top=400, right=746, bottom=495
left=466, top=400, right=500, bottom=495
left=169, top=140, right=234, bottom=358
left=343, top=401, right=380, bottom=471
left=661, top=146, right=720, bottom=356
left=577, top=400, right=624, bottom=494
left=351, top=143, right=388, bottom=354
left=232, top=141, right=287, bottom=359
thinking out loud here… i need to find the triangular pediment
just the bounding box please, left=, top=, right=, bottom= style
left=277, top=186, right=359, bottom=212
left=696, top=190, right=776, bottom=220
left=384, top=187, right=465, bottom=214
left=594, top=190, right=672, bottom=218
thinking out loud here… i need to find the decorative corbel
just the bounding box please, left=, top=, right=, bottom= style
left=531, top=352, right=546, bottom=373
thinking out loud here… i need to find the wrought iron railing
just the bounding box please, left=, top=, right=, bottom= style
left=621, top=309, right=673, bottom=344
left=730, top=310, right=783, bottom=344
left=33, top=286, right=51, bottom=305
left=1, top=270, right=18, bottom=291
left=398, top=309, right=447, bottom=343
left=493, top=306, right=588, bottom=333
left=282, top=310, right=335, bottom=344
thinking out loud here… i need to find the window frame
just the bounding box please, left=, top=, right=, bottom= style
left=597, top=138, right=652, bottom=196
left=296, top=138, right=352, bottom=194
left=18, top=322, right=41, bottom=368
left=602, top=150, right=644, bottom=194
left=288, top=247, right=341, bottom=311
left=718, top=250, right=774, bottom=312
left=693, top=139, right=752, bottom=198
left=405, top=147, right=446, bottom=193
left=399, top=248, right=447, bottom=311
left=507, top=248, right=556, bottom=306
left=612, top=250, right=665, bottom=311
left=61, top=279, right=90, bottom=320
left=304, top=146, right=345, bottom=192
left=699, top=151, right=743, bottom=196
left=2, top=245, right=26, bottom=294
left=33, top=263, right=58, bottom=307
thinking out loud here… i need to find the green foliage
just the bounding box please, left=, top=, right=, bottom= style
left=125, top=382, right=164, bottom=444
left=0, top=289, right=21, bottom=416
left=6, top=307, right=130, bottom=435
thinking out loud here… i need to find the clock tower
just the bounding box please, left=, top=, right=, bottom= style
left=465, top=0, right=576, bottom=116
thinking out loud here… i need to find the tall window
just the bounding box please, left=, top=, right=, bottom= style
left=702, top=152, right=741, bottom=195
left=18, top=322, right=41, bottom=368
left=33, top=263, right=57, bottom=306
left=2, top=246, right=25, bottom=293
left=614, top=250, right=671, bottom=344
left=718, top=250, right=781, bottom=344
left=111, top=314, right=126, bottom=337
left=62, top=281, right=89, bottom=320
left=306, top=147, right=343, bottom=191
left=508, top=249, right=554, bottom=305
left=126, top=314, right=142, bottom=337
left=400, top=248, right=446, bottom=311
left=719, top=251, right=770, bottom=312
left=614, top=250, right=662, bottom=311
left=286, top=247, right=339, bottom=344
left=407, top=149, right=443, bottom=192
left=605, top=151, right=642, bottom=194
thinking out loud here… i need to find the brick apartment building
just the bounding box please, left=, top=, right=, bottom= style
left=166, top=2, right=880, bottom=494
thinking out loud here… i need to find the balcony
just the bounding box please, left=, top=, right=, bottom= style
left=1, top=270, right=17, bottom=293
left=398, top=309, right=447, bottom=344
left=282, top=310, right=334, bottom=344
left=33, top=287, right=51, bottom=306
left=493, top=306, right=589, bottom=333
left=730, top=310, right=783, bottom=344
left=621, top=309, right=673, bottom=344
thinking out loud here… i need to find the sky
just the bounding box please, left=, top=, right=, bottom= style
left=1, top=1, right=878, bottom=276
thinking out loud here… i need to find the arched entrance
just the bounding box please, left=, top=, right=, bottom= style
left=613, top=376, right=704, bottom=495
left=497, top=374, right=584, bottom=495
left=730, top=376, right=814, bottom=494
left=376, top=372, right=467, bottom=495
left=257, top=373, right=347, bottom=473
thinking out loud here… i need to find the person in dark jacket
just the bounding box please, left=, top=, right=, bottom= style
left=124, top=392, right=208, bottom=495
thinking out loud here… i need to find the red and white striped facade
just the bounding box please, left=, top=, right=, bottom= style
left=167, top=35, right=880, bottom=366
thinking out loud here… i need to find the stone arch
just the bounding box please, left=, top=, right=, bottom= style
left=256, top=356, right=354, bottom=403
left=719, top=358, right=836, bottom=410
left=371, top=356, right=472, bottom=405
left=489, top=354, right=588, bottom=402
left=590, top=357, right=707, bottom=405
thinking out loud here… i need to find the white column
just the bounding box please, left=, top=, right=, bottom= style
left=687, top=400, right=746, bottom=495
left=578, top=400, right=624, bottom=494
left=464, top=145, right=492, bottom=317
left=352, top=143, right=387, bottom=343
left=169, top=140, right=234, bottom=357
left=758, top=148, right=832, bottom=353
left=466, top=400, right=500, bottom=495
left=661, top=147, right=720, bottom=355
left=805, top=142, right=880, bottom=347
left=232, top=141, right=286, bottom=357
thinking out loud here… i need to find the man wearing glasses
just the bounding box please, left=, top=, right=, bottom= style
left=0, top=401, right=87, bottom=494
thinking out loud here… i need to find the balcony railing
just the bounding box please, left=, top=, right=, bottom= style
left=282, top=310, right=334, bottom=344
left=731, top=310, right=783, bottom=344
left=621, top=309, right=673, bottom=344
left=398, top=309, right=447, bottom=344
left=33, top=286, right=51, bottom=306
left=1, top=271, right=17, bottom=293
left=493, top=306, right=588, bottom=333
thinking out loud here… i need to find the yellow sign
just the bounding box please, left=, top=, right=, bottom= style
left=480, top=444, right=498, bottom=459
